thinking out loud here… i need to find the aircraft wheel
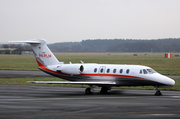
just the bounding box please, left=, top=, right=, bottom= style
left=100, top=87, right=109, bottom=93
left=155, top=90, right=162, bottom=96
left=85, top=88, right=92, bottom=94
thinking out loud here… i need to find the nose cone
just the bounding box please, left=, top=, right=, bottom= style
left=170, top=78, right=175, bottom=86
left=166, top=77, right=175, bottom=86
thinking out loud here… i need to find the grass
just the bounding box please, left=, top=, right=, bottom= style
left=0, top=55, right=37, bottom=70
left=0, top=53, right=180, bottom=75
left=0, top=77, right=179, bottom=91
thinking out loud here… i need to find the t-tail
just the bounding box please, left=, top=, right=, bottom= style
left=10, top=39, right=62, bottom=68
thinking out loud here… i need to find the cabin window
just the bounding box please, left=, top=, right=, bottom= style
left=126, top=69, right=130, bottom=74
left=107, top=68, right=110, bottom=73
left=113, top=69, right=116, bottom=73
left=80, top=65, right=84, bottom=72
left=100, top=68, right=104, bottom=73
left=94, top=68, right=97, bottom=73
left=143, top=69, right=148, bottom=74
left=120, top=69, right=123, bottom=73
left=140, top=70, right=142, bottom=74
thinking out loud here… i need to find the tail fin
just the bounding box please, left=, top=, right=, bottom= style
left=10, top=39, right=60, bottom=67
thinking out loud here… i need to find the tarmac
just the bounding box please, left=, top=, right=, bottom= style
left=0, top=85, right=180, bottom=119
left=0, top=70, right=180, bottom=119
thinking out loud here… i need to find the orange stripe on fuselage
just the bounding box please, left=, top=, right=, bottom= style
left=36, top=59, right=46, bottom=69
left=36, top=59, right=68, bottom=76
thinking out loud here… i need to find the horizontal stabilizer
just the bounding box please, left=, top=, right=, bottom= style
left=9, top=40, right=41, bottom=44
left=27, top=81, right=116, bottom=85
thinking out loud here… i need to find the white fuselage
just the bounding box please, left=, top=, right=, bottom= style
left=42, top=63, right=175, bottom=87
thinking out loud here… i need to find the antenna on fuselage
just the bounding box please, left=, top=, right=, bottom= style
left=80, top=60, right=84, bottom=64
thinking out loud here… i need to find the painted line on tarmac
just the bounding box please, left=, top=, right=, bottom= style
left=2, top=95, right=179, bottom=102
left=171, top=96, right=180, bottom=98
left=0, top=96, right=136, bottom=101
left=0, top=111, right=180, bottom=117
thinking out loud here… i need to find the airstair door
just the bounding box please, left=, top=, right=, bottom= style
left=99, top=66, right=106, bottom=76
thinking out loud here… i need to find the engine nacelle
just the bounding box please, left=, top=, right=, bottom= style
left=56, top=64, right=84, bottom=75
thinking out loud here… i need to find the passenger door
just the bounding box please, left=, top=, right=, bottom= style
left=99, top=66, right=106, bottom=76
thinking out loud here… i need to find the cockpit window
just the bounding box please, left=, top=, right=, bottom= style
left=147, top=69, right=156, bottom=74
left=143, top=69, right=148, bottom=74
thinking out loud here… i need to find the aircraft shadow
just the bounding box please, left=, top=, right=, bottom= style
left=32, top=89, right=154, bottom=98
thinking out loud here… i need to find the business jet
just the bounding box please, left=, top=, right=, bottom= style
left=11, top=39, right=175, bottom=96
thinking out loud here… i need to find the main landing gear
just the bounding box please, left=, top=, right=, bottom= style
left=100, top=86, right=111, bottom=93
left=85, top=86, right=111, bottom=94
left=154, top=86, right=162, bottom=96
left=85, top=85, right=94, bottom=94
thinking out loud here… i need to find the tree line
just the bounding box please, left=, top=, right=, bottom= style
left=1, top=38, right=180, bottom=52
left=48, top=38, right=180, bottom=52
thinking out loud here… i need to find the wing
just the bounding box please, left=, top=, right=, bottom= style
left=27, top=81, right=116, bottom=85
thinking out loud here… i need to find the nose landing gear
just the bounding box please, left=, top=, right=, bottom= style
left=154, top=86, right=162, bottom=96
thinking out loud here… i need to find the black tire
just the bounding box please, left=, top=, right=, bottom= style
left=100, top=87, right=109, bottom=93
left=85, top=88, right=92, bottom=94
left=155, top=90, right=162, bottom=96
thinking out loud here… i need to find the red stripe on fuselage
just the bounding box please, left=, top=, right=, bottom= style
left=35, top=59, right=68, bottom=76
left=36, top=59, right=46, bottom=69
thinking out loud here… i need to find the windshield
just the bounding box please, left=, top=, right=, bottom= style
left=146, top=69, right=156, bottom=74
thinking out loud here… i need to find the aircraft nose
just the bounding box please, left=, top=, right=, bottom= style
left=166, top=77, right=175, bottom=86
left=171, top=79, right=175, bottom=86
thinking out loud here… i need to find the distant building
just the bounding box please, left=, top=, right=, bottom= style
left=0, top=49, right=11, bottom=54
left=0, top=48, right=15, bottom=54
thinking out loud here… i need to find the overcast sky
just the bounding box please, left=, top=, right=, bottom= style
left=0, top=0, right=180, bottom=43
